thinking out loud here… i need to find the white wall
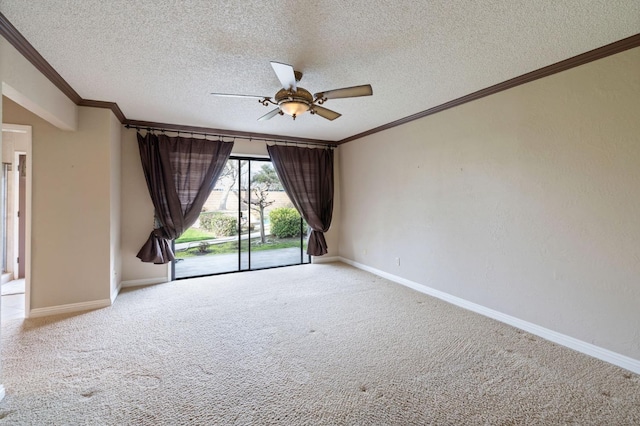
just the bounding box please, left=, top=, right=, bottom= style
left=1, top=36, right=79, bottom=295
left=3, top=98, right=121, bottom=310
left=2, top=32, right=122, bottom=313
left=338, top=47, right=640, bottom=361
left=109, top=113, right=122, bottom=300
left=0, top=38, right=77, bottom=131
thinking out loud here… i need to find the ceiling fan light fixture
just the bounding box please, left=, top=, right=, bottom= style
left=279, top=100, right=310, bottom=117
left=275, top=87, right=314, bottom=119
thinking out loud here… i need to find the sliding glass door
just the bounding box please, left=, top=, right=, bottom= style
left=173, top=157, right=309, bottom=279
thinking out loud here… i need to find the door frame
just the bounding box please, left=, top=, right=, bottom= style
left=13, top=151, right=26, bottom=280
left=2, top=123, right=32, bottom=317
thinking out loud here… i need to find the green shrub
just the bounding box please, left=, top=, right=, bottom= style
left=196, top=241, right=210, bottom=253
left=199, top=212, right=237, bottom=237
left=269, top=207, right=302, bottom=238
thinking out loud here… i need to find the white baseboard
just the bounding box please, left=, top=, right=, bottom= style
left=311, top=256, right=342, bottom=264
left=120, top=277, right=168, bottom=289
left=28, top=298, right=112, bottom=319
left=338, top=257, right=640, bottom=375
left=111, top=281, right=122, bottom=304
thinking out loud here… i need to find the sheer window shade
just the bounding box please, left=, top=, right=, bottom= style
left=136, top=133, right=233, bottom=264
left=267, top=145, right=333, bottom=256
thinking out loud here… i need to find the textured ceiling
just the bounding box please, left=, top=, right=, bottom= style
left=1, top=1, right=639, bottom=141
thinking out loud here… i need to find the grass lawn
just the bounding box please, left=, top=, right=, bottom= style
left=175, top=228, right=217, bottom=243
left=175, top=236, right=304, bottom=258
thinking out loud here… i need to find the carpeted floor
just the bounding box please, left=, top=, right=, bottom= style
left=0, top=263, right=638, bottom=424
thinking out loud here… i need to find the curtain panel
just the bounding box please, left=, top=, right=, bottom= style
left=137, top=132, right=233, bottom=264
left=267, top=144, right=334, bottom=256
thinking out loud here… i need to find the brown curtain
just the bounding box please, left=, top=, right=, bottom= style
left=137, top=132, right=233, bottom=264
left=267, top=144, right=333, bottom=256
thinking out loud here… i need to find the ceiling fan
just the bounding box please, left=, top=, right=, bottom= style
left=211, top=62, right=373, bottom=121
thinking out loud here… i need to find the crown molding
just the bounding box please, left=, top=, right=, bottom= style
left=2, top=11, right=638, bottom=146
left=337, top=33, right=640, bottom=145
left=78, top=99, right=127, bottom=123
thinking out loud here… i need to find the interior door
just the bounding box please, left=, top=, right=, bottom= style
left=17, top=155, right=26, bottom=279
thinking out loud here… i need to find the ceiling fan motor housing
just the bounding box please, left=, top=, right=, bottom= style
left=275, top=87, right=314, bottom=118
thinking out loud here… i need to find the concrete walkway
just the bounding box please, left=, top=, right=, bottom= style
left=174, top=247, right=310, bottom=278
left=174, top=228, right=267, bottom=251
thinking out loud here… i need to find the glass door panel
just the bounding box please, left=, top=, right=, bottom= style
left=246, top=161, right=304, bottom=269
left=302, top=222, right=311, bottom=264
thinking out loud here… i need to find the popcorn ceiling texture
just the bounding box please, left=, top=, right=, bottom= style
left=1, top=1, right=639, bottom=140
left=0, top=263, right=638, bottom=424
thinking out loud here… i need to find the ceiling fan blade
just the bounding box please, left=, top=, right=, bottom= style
left=314, top=84, right=372, bottom=100
left=312, top=105, right=341, bottom=121
left=258, top=108, right=281, bottom=122
left=270, top=61, right=297, bottom=91
left=210, top=93, right=268, bottom=99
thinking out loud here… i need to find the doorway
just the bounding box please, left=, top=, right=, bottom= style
left=1, top=124, right=32, bottom=321
left=173, top=157, right=310, bottom=279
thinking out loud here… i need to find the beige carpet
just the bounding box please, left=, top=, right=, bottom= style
left=0, top=263, right=638, bottom=425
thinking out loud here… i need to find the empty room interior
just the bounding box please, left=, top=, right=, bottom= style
left=0, top=1, right=639, bottom=424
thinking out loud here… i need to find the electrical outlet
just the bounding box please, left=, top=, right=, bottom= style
left=395, top=257, right=400, bottom=266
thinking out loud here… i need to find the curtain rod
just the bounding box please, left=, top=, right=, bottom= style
left=124, top=124, right=335, bottom=149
